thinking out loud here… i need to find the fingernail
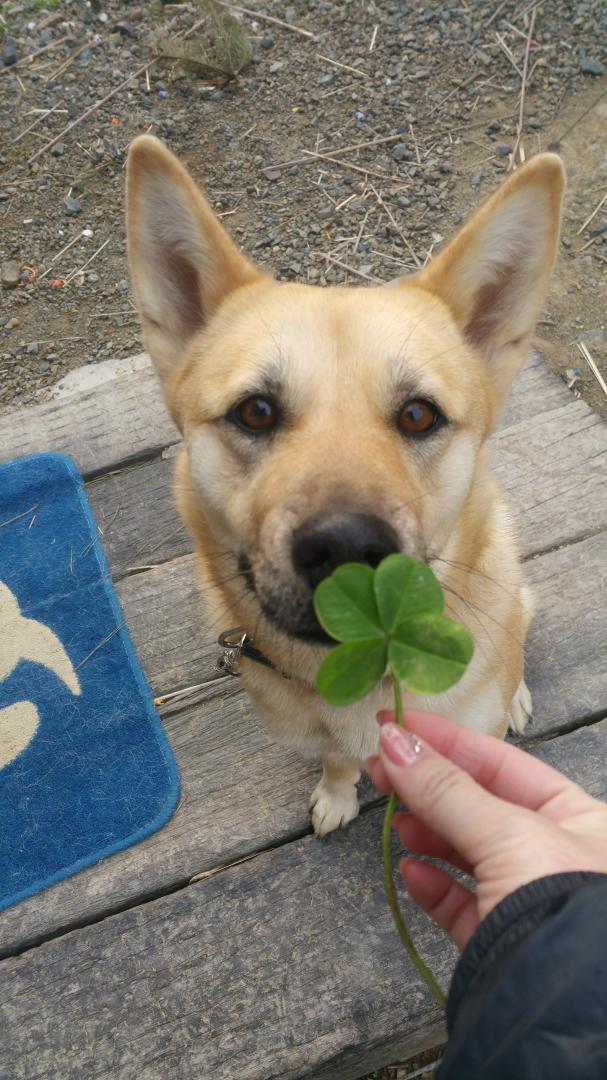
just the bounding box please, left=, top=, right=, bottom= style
left=380, top=723, right=422, bottom=767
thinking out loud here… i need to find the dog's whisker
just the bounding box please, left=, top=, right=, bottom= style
left=441, top=581, right=525, bottom=650
left=203, top=585, right=259, bottom=635
left=440, top=583, right=503, bottom=683
left=432, top=555, right=524, bottom=604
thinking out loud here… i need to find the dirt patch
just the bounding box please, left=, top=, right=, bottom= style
left=1, top=1, right=606, bottom=419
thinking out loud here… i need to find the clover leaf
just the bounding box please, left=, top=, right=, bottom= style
left=374, top=552, right=444, bottom=632
left=316, top=638, right=387, bottom=706
left=313, top=553, right=474, bottom=1008
left=314, top=563, right=382, bottom=641
left=389, top=613, right=474, bottom=695
left=314, top=554, right=473, bottom=705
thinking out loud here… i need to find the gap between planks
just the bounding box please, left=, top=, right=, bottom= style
left=2, top=703, right=604, bottom=965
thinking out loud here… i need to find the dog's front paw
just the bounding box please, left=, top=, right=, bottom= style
left=309, top=778, right=359, bottom=837
left=508, top=677, right=532, bottom=734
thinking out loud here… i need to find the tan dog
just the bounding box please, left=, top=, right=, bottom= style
left=127, top=137, right=564, bottom=836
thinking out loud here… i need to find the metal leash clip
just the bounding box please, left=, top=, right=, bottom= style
left=216, top=626, right=248, bottom=676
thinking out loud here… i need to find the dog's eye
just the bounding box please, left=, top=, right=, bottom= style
left=231, top=396, right=280, bottom=434
left=397, top=399, right=442, bottom=437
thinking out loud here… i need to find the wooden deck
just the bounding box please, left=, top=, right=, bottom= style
left=1, top=350, right=606, bottom=1080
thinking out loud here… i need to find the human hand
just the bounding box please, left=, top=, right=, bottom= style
left=366, top=710, right=607, bottom=950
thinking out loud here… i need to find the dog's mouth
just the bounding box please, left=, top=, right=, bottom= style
left=237, top=552, right=333, bottom=645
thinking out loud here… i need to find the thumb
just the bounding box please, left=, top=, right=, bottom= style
left=379, top=722, right=513, bottom=867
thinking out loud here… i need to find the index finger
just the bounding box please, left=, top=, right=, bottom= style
left=377, top=709, right=573, bottom=812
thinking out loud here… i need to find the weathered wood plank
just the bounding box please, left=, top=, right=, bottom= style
left=491, top=398, right=607, bottom=555
left=115, top=555, right=214, bottom=696
left=87, top=450, right=193, bottom=574
left=0, top=348, right=573, bottom=480
left=500, top=347, right=576, bottom=427
left=0, top=529, right=604, bottom=960
left=1, top=720, right=605, bottom=1080
left=0, top=355, right=179, bottom=478
left=84, top=372, right=607, bottom=580
left=524, top=530, right=607, bottom=732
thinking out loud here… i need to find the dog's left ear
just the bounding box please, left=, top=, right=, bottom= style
left=413, top=153, right=565, bottom=413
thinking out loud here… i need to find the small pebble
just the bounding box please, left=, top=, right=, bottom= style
left=63, top=195, right=82, bottom=216
left=1, top=261, right=21, bottom=290
left=113, top=20, right=136, bottom=38
left=580, top=56, right=605, bottom=76
left=392, top=143, right=409, bottom=162
left=2, top=40, right=18, bottom=67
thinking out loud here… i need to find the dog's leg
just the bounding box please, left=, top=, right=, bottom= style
left=508, top=677, right=533, bottom=734
left=309, top=756, right=360, bottom=837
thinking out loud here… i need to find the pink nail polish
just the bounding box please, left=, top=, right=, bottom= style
left=380, top=723, right=422, bottom=767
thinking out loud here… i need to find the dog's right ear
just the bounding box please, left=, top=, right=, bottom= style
left=127, top=135, right=264, bottom=387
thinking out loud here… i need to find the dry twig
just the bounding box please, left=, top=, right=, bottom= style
left=577, top=342, right=607, bottom=398
left=577, top=191, right=607, bottom=236
left=317, top=53, right=370, bottom=78
left=0, top=35, right=69, bottom=73
left=219, top=2, right=316, bottom=39
left=28, top=64, right=150, bottom=164
left=12, top=101, right=64, bottom=144
left=323, top=255, right=383, bottom=284
left=301, top=148, right=390, bottom=181
left=266, top=132, right=405, bottom=172
left=508, top=8, right=538, bottom=171
left=370, top=184, right=421, bottom=268
left=486, top=0, right=510, bottom=26
left=45, top=41, right=96, bottom=83
left=63, top=237, right=111, bottom=285
left=38, top=232, right=85, bottom=280
left=495, top=32, right=522, bottom=77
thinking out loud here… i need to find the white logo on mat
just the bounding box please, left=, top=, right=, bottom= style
left=0, top=581, right=81, bottom=769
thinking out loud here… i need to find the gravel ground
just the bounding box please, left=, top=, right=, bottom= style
left=1, top=0, right=606, bottom=419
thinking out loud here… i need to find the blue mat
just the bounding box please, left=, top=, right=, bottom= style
left=0, top=453, right=180, bottom=912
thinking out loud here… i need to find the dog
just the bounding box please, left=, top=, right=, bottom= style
left=126, top=136, right=564, bottom=836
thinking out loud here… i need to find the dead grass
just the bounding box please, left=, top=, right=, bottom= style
left=156, top=0, right=252, bottom=81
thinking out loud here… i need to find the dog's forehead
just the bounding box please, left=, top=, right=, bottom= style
left=218, top=281, right=470, bottom=385
left=181, top=280, right=486, bottom=426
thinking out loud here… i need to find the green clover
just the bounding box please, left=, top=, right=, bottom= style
left=314, top=554, right=474, bottom=1007
left=315, top=553, right=473, bottom=705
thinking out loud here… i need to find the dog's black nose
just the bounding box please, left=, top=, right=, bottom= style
left=292, top=513, right=399, bottom=590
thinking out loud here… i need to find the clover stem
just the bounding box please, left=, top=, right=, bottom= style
left=392, top=669, right=404, bottom=727
left=382, top=669, right=447, bottom=1008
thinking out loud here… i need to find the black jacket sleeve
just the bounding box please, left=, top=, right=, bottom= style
left=437, top=872, right=607, bottom=1080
